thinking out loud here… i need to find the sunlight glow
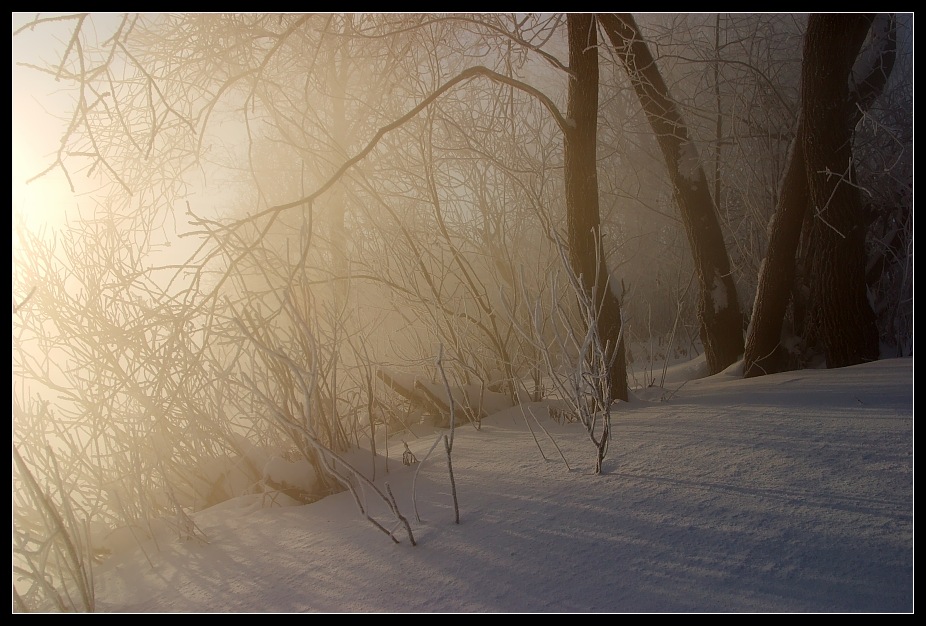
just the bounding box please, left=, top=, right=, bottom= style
left=12, top=44, right=79, bottom=232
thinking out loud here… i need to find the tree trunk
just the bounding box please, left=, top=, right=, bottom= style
left=802, top=14, right=880, bottom=368
left=743, top=118, right=808, bottom=377
left=744, top=14, right=895, bottom=377
left=565, top=14, right=628, bottom=402
left=743, top=16, right=897, bottom=377
left=598, top=13, right=744, bottom=375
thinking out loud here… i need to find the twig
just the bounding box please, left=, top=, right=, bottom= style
left=444, top=435, right=460, bottom=525
left=386, top=484, right=416, bottom=546
left=412, top=433, right=444, bottom=524
left=436, top=345, right=460, bottom=524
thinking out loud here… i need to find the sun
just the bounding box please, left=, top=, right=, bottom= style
left=12, top=135, right=77, bottom=234
left=12, top=31, right=80, bottom=233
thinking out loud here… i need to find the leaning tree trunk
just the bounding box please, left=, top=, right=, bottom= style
left=744, top=14, right=895, bottom=377
left=564, top=14, right=628, bottom=402
left=743, top=118, right=809, bottom=377
left=802, top=14, right=880, bottom=368
left=598, top=13, right=744, bottom=375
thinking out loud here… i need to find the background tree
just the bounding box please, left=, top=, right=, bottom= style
left=598, top=13, right=745, bottom=375
left=564, top=14, right=629, bottom=402
left=801, top=14, right=881, bottom=367
left=744, top=14, right=895, bottom=376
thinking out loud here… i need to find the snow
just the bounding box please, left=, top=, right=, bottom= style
left=262, top=457, right=320, bottom=495
left=89, top=357, right=912, bottom=613
left=382, top=369, right=515, bottom=418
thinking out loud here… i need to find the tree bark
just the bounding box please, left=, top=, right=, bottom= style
left=802, top=14, right=880, bottom=368
left=598, top=13, right=744, bottom=375
left=744, top=14, right=896, bottom=377
left=565, top=14, right=628, bottom=402
left=742, top=118, right=808, bottom=377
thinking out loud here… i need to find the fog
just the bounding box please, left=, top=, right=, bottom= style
left=11, top=13, right=912, bottom=612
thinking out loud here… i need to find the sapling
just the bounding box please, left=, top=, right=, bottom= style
left=506, top=231, right=622, bottom=474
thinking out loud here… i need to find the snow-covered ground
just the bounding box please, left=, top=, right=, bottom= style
left=91, top=357, right=913, bottom=613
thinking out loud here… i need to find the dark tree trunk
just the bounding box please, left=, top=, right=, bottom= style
left=802, top=14, right=880, bottom=368
left=744, top=14, right=895, bottom=377
left=743, top=119, right=809, bottom=377
left=565, top=14, right=628, bottom=402
left=598, top=13, right=744, bottom=375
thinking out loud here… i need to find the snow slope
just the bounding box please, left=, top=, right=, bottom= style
left=91, top=358, right=913, bottom=613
